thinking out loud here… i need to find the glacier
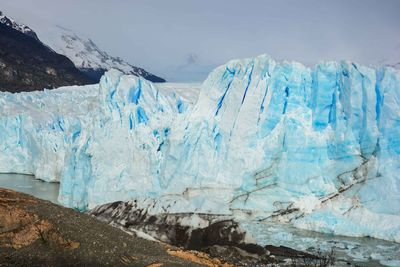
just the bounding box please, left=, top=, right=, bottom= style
left=0, top=54, right=399, bottom=243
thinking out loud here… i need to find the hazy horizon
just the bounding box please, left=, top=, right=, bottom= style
left=2, top=0, right=400, bottom=82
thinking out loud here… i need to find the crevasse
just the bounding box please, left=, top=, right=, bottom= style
left=0, top=55, right=399, bottom=242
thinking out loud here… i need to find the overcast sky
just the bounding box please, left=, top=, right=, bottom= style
left=2, top=0, right=400, bottom=81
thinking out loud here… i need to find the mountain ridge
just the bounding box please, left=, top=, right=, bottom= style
left=0, top=20, right=92, bottom=92
left=46, top=26, right=165, bottom=82
left=0, top=11, right=165, bottom=85
left=0, top=11, right=39, bottom=41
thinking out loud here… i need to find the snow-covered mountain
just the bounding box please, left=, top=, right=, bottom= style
left=0, top=13, right=91, bottom=92
left=1, top=54, right=399, bottom=244
left=163, top=52, right=216, bottom=82
left=0, top=11, right=165, bottom=83
left=43, top=26, right=165, bottom=83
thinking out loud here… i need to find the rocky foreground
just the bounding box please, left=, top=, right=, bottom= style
left=0, top=188, right=222, bottom=267
left=0, top=189, right=333, bottom=266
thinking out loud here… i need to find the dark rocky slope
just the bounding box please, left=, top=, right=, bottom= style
left=0, top=22, right=93, bottom=93
left=0, top=11, right=165, bottom=91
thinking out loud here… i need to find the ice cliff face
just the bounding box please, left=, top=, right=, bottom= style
left=0, top=55, right=399, bottom=242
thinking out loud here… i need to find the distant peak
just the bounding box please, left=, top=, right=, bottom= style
left=186, top=53, right=199, bottom=65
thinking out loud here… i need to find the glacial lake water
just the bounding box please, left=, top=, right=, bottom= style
left=1, top=173, right=399, bottom=267
left=241, top=222, right=400, bottom=267
left=0, top=173, right=59, bottom=204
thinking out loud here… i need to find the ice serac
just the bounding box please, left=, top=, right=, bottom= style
left=0, top=84, right=99, bottom=180
left=59, top=70, right=186, bottom=209
left=0, top=55, right=399, bottom=242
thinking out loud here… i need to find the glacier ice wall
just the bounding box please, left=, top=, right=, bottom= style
left=0, top=55, right=399, bottom=242
left=0, top=85, right=99, bottom=180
